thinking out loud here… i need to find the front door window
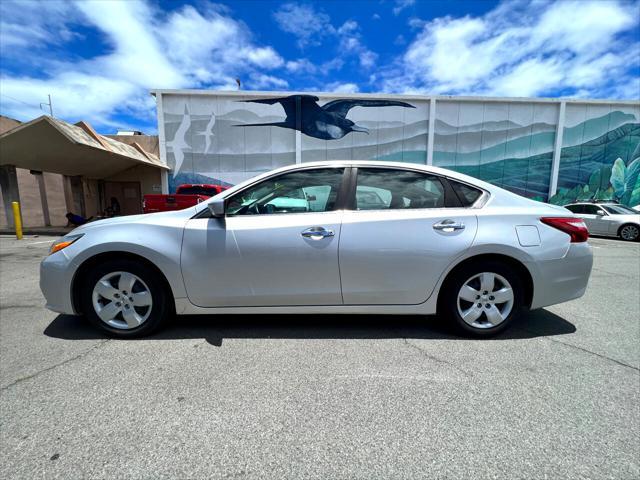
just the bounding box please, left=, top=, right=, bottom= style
left=226, top=168, right=345, bottom=215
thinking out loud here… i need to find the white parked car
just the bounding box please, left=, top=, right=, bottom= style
left=40, top=161, right=593, bottom=338
left=564, top=202, right=640, bottom=241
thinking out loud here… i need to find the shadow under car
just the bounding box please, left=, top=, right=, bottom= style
left=44, top=309, right=576, bottom=346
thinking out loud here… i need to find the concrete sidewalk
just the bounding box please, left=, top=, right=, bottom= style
left=0, top=226, right=73, bottom=237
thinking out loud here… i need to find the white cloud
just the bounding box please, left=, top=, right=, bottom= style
left=393, top=0, right=416, bottom=16
left=161, top=4, right=282, bottom=78
left=381, top=0, right=640, bottom=99
left=0, top=0, right=80, bottom=50
left=0, top=73, right=140, bottom=128
left=408, top=17, right=426, bottom=30
left=246, top=74, right=289, bottom=90
left=273, top=5, right=377, bottom=70
left=324, top=82, right=360, bottom=93
left=336, top=21, right=378, bottom=69
left=0, top=0, right=285, bottom=130
left=286, top=59, right=318, bottom=74
left=272, top=3, right=334, bottom=48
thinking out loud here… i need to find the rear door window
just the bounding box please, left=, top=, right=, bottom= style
left=355, top=168, right=446, bottom=210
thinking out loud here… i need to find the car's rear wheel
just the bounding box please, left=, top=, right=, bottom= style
left=80, top=259, right=171, bottom=338
left=441, top=260, right=524, bottom=337
left=619, top=224, right=639, bottom=241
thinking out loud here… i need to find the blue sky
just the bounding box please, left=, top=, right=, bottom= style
left=1, top=0, right=639, bottom=133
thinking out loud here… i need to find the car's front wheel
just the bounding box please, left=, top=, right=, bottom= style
left=80, top=259, right=171, bottom=338
left=619, top=224, right=640, bottom=241
left=440, top=260, right=524, bottom=337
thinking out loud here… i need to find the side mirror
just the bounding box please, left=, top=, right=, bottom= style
left=596, top=209, right=605, bottom=216
left=208, top=198, right=225, bottom=217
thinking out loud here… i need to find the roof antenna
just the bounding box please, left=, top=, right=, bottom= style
left=39, top=94, right=53, bottom=117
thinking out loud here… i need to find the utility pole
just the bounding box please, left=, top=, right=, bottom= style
left=40, top=94, right=53, bottom=117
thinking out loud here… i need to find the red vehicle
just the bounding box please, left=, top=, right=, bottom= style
left=143, top=184, right=228, bottom=213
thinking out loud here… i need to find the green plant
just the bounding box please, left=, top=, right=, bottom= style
left=549, top=156, right=640, bottom=207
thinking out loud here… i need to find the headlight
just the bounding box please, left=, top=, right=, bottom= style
left=49, top=234, right=84, bottom=255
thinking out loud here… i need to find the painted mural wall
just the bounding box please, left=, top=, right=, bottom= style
left=159, top=93, right=640, bottom=206
left=551, top=103, right=640, bottom=207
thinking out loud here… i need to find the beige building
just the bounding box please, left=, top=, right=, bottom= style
left=0, top=115, right=168, bottom=229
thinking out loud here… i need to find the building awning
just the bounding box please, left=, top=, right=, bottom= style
left=0, top=115, right=169, bottom=178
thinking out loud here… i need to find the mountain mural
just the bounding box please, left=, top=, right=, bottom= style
left=550, top=122, right=640, bottom=206
left=160, top=94, right=639, bottom=205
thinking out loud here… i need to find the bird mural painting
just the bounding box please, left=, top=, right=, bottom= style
left=235, top=95, right=415, bottom=140
left=195, top=112, right=216, bottom=153
left=166, top=104, right=192, bottom=173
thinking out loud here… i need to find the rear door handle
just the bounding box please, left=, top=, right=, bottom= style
left=301, top=226, right=335, bottom=239
left=433, top=220, right=465, bottom=232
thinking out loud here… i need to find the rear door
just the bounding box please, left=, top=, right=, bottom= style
left=338, top=167, right=479, bottom=305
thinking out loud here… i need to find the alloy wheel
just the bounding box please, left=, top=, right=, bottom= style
left=457, top=272, right=514, bottom=329
left=620, top=225, right=639, bottom=241
left=91, top=271, right=153, bottom=330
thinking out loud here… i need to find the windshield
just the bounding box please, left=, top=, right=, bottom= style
left=602, top=205, right=637, bottom=215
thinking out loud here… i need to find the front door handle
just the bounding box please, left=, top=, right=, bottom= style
left=433, top=220, right=465, bottom=232
left=301, top=226, right=335, bottom=239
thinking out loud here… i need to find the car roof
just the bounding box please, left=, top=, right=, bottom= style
left=264, top=160, right=497, bottom=188
left=196, top=159, right=545, bottom=213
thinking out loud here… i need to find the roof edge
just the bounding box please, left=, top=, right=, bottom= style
left=149, top=89, right=640, bottom=105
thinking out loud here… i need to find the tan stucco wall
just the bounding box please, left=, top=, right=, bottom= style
left=105, top=135, right=159, bottom=157
left=105, top=165, right=162, bottom=195
left=0, top=115, right=21, bottom=134
left=0, top=185, right=6, bottom=227
left=16, top=168, right=44, bottom=227
left=0, top=168, right=70, bottom=228
left=83, top=178, right=101, bottom=218
left=43, top=173, right=67, bottom=225
left=12, top=169, right=69, bottom=227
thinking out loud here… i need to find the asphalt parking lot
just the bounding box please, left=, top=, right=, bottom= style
left=0, top=235, right=638, bottom=479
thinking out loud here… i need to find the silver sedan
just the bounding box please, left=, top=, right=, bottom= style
left=564, top=203, right=640, bottom=241
left=40, top=161, right=593, bottom=338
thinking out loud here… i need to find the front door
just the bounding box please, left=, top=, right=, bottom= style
left=181, top=167, right=347, bottom=307
left=580, top=204, right=609, bottom=234
left=339, top=167, right=478, bottom=305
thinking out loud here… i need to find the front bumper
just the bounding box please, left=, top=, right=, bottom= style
left=40, top=251, right=76, bottom=314
left=528, top=242, right=593, bottom=309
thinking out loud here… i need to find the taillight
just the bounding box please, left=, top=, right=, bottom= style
left=540, top=217, right=589, bottom=243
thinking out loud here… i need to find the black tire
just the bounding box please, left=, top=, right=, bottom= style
left=439, top=260, right=525, bottom=338
left=618, top=223, right=640, bottom=242
left=80, top=259, right=171, bottom=338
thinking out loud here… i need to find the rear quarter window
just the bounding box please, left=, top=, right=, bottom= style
left=450, top=180, right=483, bottom=207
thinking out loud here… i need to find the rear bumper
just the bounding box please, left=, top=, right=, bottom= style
left=528, top=242, right=593, bottom=309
